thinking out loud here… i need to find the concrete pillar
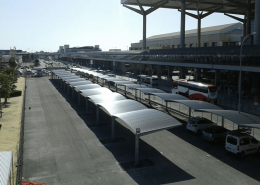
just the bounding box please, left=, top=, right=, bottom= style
left=180, top=67, right=186, bottom=79
left=254, top=0, right=260, bottom=45
left=133, top=63, right=137, bottom=76
left=121, top=63, right=125, bottom=75
left=147, top=65, right=153, bottom=76
left=251, top=73, right=260, bottom=94
left=215, top=70, right=220, bottom=86
left=168, top=66, right=173, bottom=80
left=180, top=0, right=186, bottom=48
left=246, top=0, right=251, bottom=35
left=157, top=65, right=161, bottom=79
left=113, top=61, right=116, bottom=73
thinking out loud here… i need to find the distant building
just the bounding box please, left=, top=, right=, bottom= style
left=109, top=49, right=121, bottom=51
left=130, top=23, right=243, bottom=50
left=65, top=46, right=101, bottom=53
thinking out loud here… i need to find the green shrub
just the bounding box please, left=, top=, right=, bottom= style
left=10, top=90, right=22, bottom=97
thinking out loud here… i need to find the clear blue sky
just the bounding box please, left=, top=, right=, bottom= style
left=0, top=0, right=243, bottom=52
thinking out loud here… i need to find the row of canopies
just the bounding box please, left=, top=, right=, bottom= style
left=52, top=69, right=260, bottom=130
left=52, top=69, right=260, bottom=164
left=51, top=69, right=182, bottom=165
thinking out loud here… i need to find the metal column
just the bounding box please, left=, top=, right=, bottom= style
left=222, top=117, right=224, bottom=127
left=86, top=99, right=89, bottom=114
left=96, top=107, right=99, bottom=125
left=180, top=0, right=186, bottom=48
left=125, top=86, right=127, bottom=96
left=78, top=92, right=81, bottom=105
left=143, top=14, right=147, bottom=50
left=134, top=128, right=140, bottom=166
left=189, top=107, right=191, bottom=120
left=111, top=117, right=115, bottom=141
left=254, top=0, right=260, bottom=45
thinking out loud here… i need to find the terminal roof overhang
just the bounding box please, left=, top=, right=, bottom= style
left=121, top=0, right=254, bottom=15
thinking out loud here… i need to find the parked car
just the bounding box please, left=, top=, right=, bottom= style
left=225, top=130, right=260, bottom=158
left=186, top=117, right=216, bottom=134
left=202, top=125, right=230, bottom=144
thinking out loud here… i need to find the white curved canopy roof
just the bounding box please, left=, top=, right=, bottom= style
left=135, top=88, right=165, bottom=94
left=150, top=93, right=189, bottom=101
left=197, top=109, right=260, bottom=126
left=88, top=92, right=126, bottom=105
left=98, top=99, right=147, bottom=116
left=81, top=88, right=112, bottom=97
left=0, top=151, right=13, bottom=185
left=69, top=81, right=93, bottom=87
left=65, top=78, right=86, bottom=83
left=114, top=81, right=134, bottom=85
left=115, top=109, right=182, bottom=136
left=121, top=84, right=147, bottom=88
left=176, top=100, right=222, bottom=110
left=74, top=84, right=101, bottom=91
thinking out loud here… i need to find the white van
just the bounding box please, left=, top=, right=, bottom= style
left=225, top=130, right=260, bottom=158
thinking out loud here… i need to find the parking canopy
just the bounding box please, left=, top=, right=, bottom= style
left=196, top=109, right=260, bottom=126
left=81, top=87, right=112, bottom=97
left=0, top=151, right=13, bottom=185
left=150, top=93, right=189, bottom=101
left=98, top=99, right=147, bottom=116
left=134, top=88, right=165, bottom=94
left=74, top=84, right=101, bottom=92
left=65, top=78, right=86, bottom=83
left=88, top=93, right=126, bottom=105
left=69, top=81, right=93, bottom=87
left=114, top=109, right=182, bottom=136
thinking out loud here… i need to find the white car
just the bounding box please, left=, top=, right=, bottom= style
left=186, top=117, right=216, bottom=134
left=225, top=131, right=260, bottom=158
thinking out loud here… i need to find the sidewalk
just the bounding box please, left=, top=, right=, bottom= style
left=0, top=77, right=26, bottom=183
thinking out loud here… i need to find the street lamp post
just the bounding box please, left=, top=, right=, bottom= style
left=238, top=32, right=257, bottom=113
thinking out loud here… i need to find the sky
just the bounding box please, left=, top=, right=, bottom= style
left=0, top=0, right=243, bottom=52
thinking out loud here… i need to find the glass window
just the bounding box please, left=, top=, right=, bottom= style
left=240, top=137, right=250, bottom=145
left=188, top=120, right=196, bottom=125
left=251, top=137, right=258, bottom=144
left=227, top=136, right=237, bottom=145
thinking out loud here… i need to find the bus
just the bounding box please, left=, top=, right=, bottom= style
left=172, top=79, right=218, bottom=103
left=137, top=75, right=159, bottom=87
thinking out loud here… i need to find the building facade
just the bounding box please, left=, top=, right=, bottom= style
left=131, top=23, right=243, bottom=50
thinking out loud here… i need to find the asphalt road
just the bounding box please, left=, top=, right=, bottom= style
left=23, top=76, right=260, bottom=185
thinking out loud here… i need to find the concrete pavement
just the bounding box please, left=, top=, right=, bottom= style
left=23, top=76, right=260, bottom=185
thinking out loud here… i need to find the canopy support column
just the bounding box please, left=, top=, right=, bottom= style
left=166, top=101, right=168, bottom=111
left=125, top=86, right=127, bottom=96
left=86, top=99, right=89, bottom=114
left=116, top=84, right=118, bottom=92
left=181, top=3, right=217, bottom=48
left=189, top=107, right=191, bottom=120
left=123, top=0, right=168, bottom=50
left=78, top=92, right=81, bottom=105
left=111, top=117, right=115, bottom=141
left=148, top=94, right=151, bottom=104
left=134, top=128, right=140, bottom=166
left=109, top=81, right=110, bottom=89
left=96, top=107, right=99, bottom=125
left=135, top=89, right=137, bottom=100
left=222, top=117, right=224, bottom=127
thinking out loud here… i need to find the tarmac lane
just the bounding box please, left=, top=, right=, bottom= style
left=22, top=76, right=260, bottom=185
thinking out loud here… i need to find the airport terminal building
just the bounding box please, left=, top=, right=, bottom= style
left=131, top=23, right=243, bottom=50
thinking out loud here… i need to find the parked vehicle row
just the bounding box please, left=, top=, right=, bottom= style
left=186, top=116, right=260, bottom=158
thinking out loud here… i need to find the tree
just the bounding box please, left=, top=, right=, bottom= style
left=34, top=59, right=40, bottom=67
left=0, top=69, right=16, bottom=103
left=9, top=57, right=17, bottom=69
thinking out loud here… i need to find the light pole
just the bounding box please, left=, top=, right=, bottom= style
left=238, top=32, right=257, bottom=113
